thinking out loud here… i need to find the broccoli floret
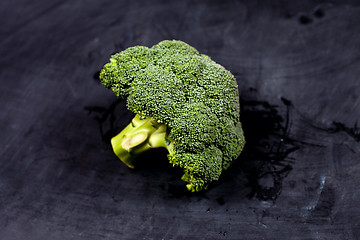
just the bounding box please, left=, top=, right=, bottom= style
left=100, top=40, right=245, bottom=192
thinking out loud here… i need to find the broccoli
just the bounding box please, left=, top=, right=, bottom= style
left=99, top=40, right=245, bottom=192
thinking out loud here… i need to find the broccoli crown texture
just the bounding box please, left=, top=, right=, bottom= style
left=100, top=40, right=245, bottom=192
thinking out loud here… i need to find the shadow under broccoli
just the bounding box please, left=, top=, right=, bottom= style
left=99, top=40, right=245, bottom=192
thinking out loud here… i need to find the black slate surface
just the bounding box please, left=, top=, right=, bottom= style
left=1, top=0, right=360, bottom=239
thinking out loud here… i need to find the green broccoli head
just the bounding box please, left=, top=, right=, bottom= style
left=100, top=40, right=245, bottom=192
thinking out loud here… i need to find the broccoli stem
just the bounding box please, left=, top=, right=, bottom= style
left=111, top=114, right=174, bottom=168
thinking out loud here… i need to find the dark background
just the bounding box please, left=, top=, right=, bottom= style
left=1, top=0, right=360, bottom=239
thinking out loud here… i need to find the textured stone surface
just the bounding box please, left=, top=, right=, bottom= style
left=1, top=0, right=360, bottom=239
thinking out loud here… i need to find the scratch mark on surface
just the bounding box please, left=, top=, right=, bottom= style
left=302, top=175, right=326, bottom=214
left=66, top=80, right=77, bottom=98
